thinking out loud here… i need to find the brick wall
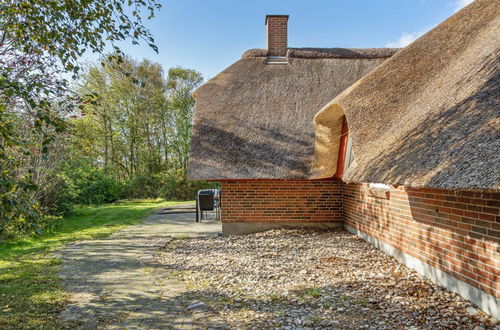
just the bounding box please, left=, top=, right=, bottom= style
left=266, top=15, right=288, bottom=57
left=220, top=180, right=342, bottom=224
left=343, top=183, right=500, bottom=299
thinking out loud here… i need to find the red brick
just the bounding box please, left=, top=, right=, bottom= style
left=343, top=183, right=500, bottom=300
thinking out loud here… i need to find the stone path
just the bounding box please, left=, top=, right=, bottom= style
left=59, top=204, right=221, bottom=329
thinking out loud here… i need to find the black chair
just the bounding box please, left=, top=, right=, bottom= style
left=195, top=189, right=222, bottom=222
left=196, top=190, right=215, bottom=222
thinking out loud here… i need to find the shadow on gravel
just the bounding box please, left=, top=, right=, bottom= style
left=156, top=283, right=492, bottom=329
left=156, top=229, right=495, bottom=329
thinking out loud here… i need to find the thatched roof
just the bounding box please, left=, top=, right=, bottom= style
left=312, top=0, right=500, bottom=190
left=243, top=47, right=399, bottom=59
left=188, top=48, right=398, bottom=180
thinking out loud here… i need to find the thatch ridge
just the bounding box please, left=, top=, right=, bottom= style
left=311, top=0, right=500, bottom=190
left=242, top=48, right=399, bottom=59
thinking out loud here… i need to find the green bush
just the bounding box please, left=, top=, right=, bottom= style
left=123, top=170, right=219, bottom=201
left=35, top=158, right=220, bottom=222
left=79, top=174, right=124, bottom=204
left=59, top=160, right=125, bottom=206
left=124, top=174, right=163, bottom=199
left=161, top=173, right=219, bottom=200
left=38, top=173, right=76, bottom=216
left=1, top=213, right=63, bottom=240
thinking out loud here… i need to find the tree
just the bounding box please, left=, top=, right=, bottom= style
left=72, top=59, right=203, bottom=199
left=74, top=57, right=167, bottom=179
left=0, top=0, right=161, bottom=237
left=166, top=68, right=203, bottom=175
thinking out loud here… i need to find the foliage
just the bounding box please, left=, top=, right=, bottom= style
left=166, top=67, right=203, bottom=175
left=1, top=214, right=63, bottom=241
left=70, top=58, right=207, bottom=203
left=60, top=159, right=126, bottom=205
left=0, top=103, right=40, bottom=238
left=1, top=1, right=214, bottom=240
left=161, top=174, right=220, bottom=201
left=73, top=59, right=203, bottom=180
left=3, top=57, right=210, bottom=226
left=0, top=200, right=181, bottom=329
left=0, top=0, right=161, bottom=236
left=1, top=0, right=161, bottom=74
left=125, top=174, right=164, bottom=199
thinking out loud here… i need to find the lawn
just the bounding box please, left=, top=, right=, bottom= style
left=0, top=199, right=185, bottom=329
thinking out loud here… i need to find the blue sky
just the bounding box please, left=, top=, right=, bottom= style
left=105, top=0, right=474, bottom=80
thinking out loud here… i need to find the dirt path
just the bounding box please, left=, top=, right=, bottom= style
left=58, top=204, right=221, bottom=329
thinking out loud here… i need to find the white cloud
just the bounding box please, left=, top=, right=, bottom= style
left=384, top=0, right=473, bottom=49
left=454, top=0, right=474, bottom=11
left=385, top=32, right=420, bottom=48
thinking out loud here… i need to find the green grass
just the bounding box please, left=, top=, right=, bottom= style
left=305, top=287, right=321, bottom=298
left=268, top=293, right=280, bottom=302
left=0, top=199, right=185, bottom=329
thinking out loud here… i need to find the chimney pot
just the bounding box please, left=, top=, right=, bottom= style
left=266, top=15, right=289, bottom=57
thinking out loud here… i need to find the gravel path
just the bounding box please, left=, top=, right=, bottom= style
left=158, top=229, right=499, bottom=329
left=58, top=205, right=221, bottom=329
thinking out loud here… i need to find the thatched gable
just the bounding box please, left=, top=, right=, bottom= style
left=189, top=48, right=397, bottom=180
left=312, top=0, right=500, bottom=190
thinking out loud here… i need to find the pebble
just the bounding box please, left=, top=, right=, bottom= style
left=187, top=302, right=209, bottom=311
left=467, top=306, right=481, bottom=316
left=158, top=229, right=497, bottom=329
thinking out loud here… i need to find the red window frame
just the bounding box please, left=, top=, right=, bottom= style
left=333, top=116, right=349, bottom=179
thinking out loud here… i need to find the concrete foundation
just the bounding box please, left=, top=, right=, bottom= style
left=222, top=222, right=341, bottom=235
left=345, top=224, right=500, bottom=319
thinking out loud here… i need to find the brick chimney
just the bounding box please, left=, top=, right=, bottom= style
left=266, top=15, right=289, bottom=57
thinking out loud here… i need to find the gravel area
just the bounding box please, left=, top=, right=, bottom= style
left=158, top=229, right=499, bottom=329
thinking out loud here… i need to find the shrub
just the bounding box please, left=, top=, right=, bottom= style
left=37, top=173, right=76, bottom=216
left=60, top=160, right=125, bottom=205
left=161, top=173, right=219, bottom=200
left=1, top=213, right=63, bottom=240
left=73, top=172, right=125, bottom=204
left=123, top=170, right=219, bottom=201
left=124, top=174, right=163, bottom=199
